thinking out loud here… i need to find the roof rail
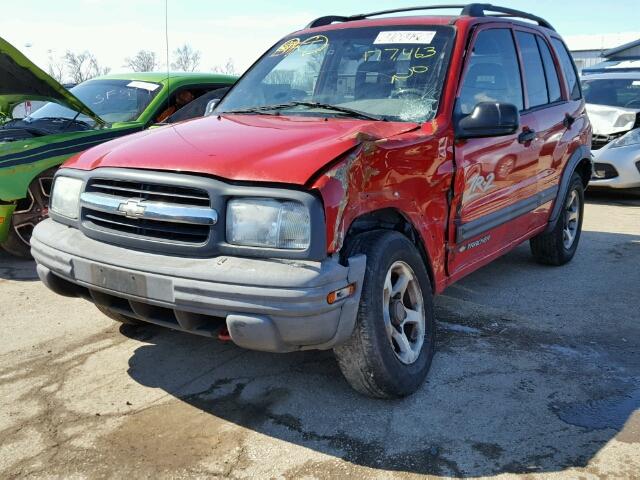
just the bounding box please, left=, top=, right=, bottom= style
left=306, top=3, right=555, bottom=31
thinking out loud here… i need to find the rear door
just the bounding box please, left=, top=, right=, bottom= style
left=513, top=28, right=570, bottom=227
left=544, top=37, right=588, bottom=190
left=448, top=25, right=543, bottom=276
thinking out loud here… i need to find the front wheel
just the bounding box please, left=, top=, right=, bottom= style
left=1, top=169, right=56, bottom=258
left=530, top=172, right=585, bottom=265
left=334, top=231, right=435, bottom=399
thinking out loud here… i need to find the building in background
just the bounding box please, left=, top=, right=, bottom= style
left=566, top=32, right=640, bottom=75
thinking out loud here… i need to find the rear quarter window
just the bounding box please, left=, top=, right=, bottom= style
left=536, top=36, right=562, bottom=103
left=551, top=38, right=581, bottom=100
left=516, top=31, right=549, bottom=108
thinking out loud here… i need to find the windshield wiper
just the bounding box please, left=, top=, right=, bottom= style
left=288, top=101, right=384, bottom=121
left=32, top=116, right=92, bottom=128
left=221, top=106, right=282, bottom=116
left=223, top=102, right=384, bottom=121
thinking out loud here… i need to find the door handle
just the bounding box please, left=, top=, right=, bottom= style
left=518, top=130, right=537, bottom=144
left=563, top=113, right=576, bottom=129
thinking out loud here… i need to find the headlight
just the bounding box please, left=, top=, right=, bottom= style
left=50, top=176, right=83, bottom=219
left=611, top=128, right=640, bottom=148
left=226, top=198, right=310, bottom=249
left=613, top=113, right=637, bottom=128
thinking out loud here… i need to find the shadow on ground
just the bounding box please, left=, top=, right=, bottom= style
left=0, top=250, right=38, bottom=281
left=122, top=229, right=640, bottom=477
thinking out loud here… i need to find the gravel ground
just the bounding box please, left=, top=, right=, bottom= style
left=0, top=191, right=638, bottom=479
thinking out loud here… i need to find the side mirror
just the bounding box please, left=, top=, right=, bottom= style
left=204, top=99, right=219, bottom=117
left=456, top=102, right=519, bottom=139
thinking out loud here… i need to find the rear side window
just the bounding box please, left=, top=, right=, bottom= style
left=458, top=28, right=523, bottom=114
left=536, top=36, right=562, bottom=103
left=551, top=38, right=581, bottom=100
left=516, top=32, right=548, bottom=108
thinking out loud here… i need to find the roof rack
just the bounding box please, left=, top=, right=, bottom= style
left=306, top=3, right=555, bottom=31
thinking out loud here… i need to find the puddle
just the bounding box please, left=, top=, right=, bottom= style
left=439, top=322, right=482, bottom=335
left=544, top=344, right=601, bottom=360
left=550, top=387, right=640, bottom=430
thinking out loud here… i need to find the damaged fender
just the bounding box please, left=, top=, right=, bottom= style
left=310, top=121, right=456, bottom=293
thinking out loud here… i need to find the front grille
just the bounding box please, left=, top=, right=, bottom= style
left=82, top=178, right=213, bottom=245
left=592, top=162, right=619, bottom=180
left=85, top=210, right=210, bottom=243
left=592, top=132, right=625, bottom=150
left=87, top=179, right=210, bottom=206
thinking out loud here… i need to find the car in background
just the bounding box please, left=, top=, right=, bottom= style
left=0, top=36, right=237, bottom=257
left=582, top=59, right=640, bottom=76
left=160, top=87, right=231, bottom=124
left=582, top=73, right=640, bottom=190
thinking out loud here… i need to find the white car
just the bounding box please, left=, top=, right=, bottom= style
left=582, top=72, right=640, bottom=190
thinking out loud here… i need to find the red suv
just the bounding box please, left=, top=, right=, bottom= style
left=32, top=4, right=592, bottom=398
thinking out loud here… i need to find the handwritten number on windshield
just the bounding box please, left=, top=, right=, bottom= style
left=271, top=35, right=329, bottom=57
left=392, top=66, right=429, bottom=84
left=364, top=46, right=436, bottom=62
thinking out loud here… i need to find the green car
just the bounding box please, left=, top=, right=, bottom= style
left=0, top=36, right=236, bottom=257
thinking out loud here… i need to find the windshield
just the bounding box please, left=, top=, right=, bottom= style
left=26, top=79, right=162, bottom=126
left=218, top=26, right=455, bottom=122
left=582, top=78, right=640, bottom=109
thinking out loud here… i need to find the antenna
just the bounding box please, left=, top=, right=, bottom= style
left=165, top=0, right=170, bottom=117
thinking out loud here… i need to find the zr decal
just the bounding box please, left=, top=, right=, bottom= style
left=467, top=172, right=495, bottom=198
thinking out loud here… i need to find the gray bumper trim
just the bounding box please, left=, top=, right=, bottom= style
left=31, top=219, right=366, bottom=352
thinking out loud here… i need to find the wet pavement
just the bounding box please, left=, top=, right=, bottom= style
left=0, top=192, right=638, bottom=479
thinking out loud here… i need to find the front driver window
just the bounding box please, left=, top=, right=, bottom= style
left=457, top=28, right=524, bottom=115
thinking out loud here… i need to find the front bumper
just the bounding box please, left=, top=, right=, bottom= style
left=590, top=144, right=640, bottom=189
left=31, top=219, right=366, bottom=352
left=0, top=203, right=16, bottom=243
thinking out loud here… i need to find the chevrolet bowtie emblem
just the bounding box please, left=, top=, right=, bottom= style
left=118, top=199, right=147, bottom=218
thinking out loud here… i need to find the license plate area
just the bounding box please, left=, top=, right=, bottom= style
left=90, top=264, right=148, bottom=297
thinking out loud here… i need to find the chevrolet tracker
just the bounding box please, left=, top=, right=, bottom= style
left=32, top=4, right=593, bottom=398
left=0, top=35, right=236, bottom=257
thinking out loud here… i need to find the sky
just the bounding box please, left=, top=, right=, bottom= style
left=4, top=0, right=640, bottom=82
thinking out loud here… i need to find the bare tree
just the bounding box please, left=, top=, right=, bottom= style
left=47, top=54, right=65, bottom=83
left=64, top=51, right=110, bottom=83
left=264, top=69, right=295, bottom=85
left=124, top=50, right=157, bottom=72
left=171, top=44, right=201, bottom=72
left=212, top=58, right=237, bottom=75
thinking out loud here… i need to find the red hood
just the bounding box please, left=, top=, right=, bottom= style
left=63, top=114, right=418, bottom=185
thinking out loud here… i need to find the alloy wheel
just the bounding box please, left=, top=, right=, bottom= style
left=12, top=174, right=54, bottom=247
left=382, top=261, right=426, bottom=365
left=563, top=189, right=580, bottom=249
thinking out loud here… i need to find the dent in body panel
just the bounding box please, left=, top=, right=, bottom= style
left=311, top=124, right=455, bottom=292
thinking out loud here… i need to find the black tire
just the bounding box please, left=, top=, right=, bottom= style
left=1, top=226, right=32, bottom=258
left=334, top=231, right=435, bottom=399
left=530, top=173, right=585, bottom=266
left=96, top=304, right=142, bottom=326
left=1, top=168, right=56, bottom=259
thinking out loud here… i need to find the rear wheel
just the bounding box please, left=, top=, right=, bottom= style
left=1, top=169, right=56, bottom=258
left=530, top=173, right=585, bottom=265
left=334, top=231, right=435, bottom=399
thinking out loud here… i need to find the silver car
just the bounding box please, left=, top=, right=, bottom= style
left=583, top=72, right=640, bottom=189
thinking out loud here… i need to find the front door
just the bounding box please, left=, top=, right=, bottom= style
left=448, top=26, right=543, bottom=276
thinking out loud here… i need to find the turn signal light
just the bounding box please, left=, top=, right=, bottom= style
left=327, top=284, right=356, bottom=304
